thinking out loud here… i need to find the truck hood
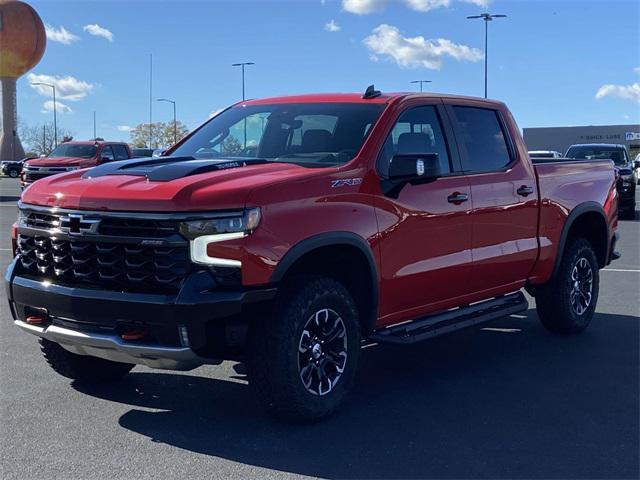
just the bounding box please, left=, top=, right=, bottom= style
left=20, top=156, right=314, bottom=211
left=25, top=156, right=94, bottom=168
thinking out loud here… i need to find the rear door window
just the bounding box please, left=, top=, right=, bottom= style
left=100, top=146, right=115, bottom=162
left=450, top=106, right=512, bottom=172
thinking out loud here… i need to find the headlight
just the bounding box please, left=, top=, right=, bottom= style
left=180, top=208, right=261, bottom=266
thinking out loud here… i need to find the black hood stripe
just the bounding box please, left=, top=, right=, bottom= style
left=83, top=156, right=269, bottom=182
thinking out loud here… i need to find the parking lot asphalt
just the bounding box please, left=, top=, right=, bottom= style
left=0, top=176, right=638, bottom=480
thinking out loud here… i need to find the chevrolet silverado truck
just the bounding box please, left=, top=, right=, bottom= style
left=21, top=141, right=133, bottom=189
left=6, top=88, right=620, bottom=422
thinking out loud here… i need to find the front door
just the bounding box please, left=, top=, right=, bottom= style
left=375, top=102, right=474, bottom=326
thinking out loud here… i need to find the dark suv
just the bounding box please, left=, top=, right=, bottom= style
left=566, top=143, right=636, bottom=218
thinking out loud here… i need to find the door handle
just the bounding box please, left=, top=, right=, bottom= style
left=517, top=185, right=534, bottom=197
left=447, top=192, right=469, bottom=204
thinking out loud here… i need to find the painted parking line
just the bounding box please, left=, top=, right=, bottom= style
left=602, top=268, right=640, bottom=273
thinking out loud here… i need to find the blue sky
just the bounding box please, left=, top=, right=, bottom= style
left=17, top=0, right=640, bottom=145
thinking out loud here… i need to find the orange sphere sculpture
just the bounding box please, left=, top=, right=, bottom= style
left=0, top=0, right=47, bottom=161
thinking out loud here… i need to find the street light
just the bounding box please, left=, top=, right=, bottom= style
left=157, top=98, right=177, bottom=145
left=30, top=82, right=57, bottom=147
left=466, top=12, right=507, bottom=98
left=410, top=80, right=432, bottom=92
left=231, top=62, right=255, bottom=101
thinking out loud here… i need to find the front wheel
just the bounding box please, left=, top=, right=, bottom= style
left=247, top=276, right=361, bottom=423
left=535, top=238, right=600, bottom=334
left=9, top=169, right=19, bottom=178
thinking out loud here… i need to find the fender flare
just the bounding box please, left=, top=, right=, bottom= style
left=551, top=201, right=610, bottom=278
left=270, top=232, right=379, bottom=334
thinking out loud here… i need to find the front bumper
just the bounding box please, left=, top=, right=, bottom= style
left=5, top=259, right=276, bottom=370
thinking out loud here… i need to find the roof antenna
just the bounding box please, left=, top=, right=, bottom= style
left=362, top=84, right=381, bottom=99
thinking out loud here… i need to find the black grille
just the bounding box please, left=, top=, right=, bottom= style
left=98, top=218, right=179, bottom=237
left=18, top=235, right=189, bottom=293
left=24, top=172, right=55, bottom=182
left=23, top=211, right=60, bottom=229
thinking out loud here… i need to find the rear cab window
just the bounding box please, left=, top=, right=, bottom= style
left=448, top=106, right=513, bottom=173
left=112, top=144, right=130, bottom=160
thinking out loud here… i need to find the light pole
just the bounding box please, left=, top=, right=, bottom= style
left=231, top=62, right=255, bottom=101
left=232, top=62, right=255, bottom=149
left=466, top=12, right=507, bottom=98
left=410, top=80, right=432, bottom=92
left=93, top=111, right=97, bottom=139
left=31, top=81, right=57, bottom=146
left=157, top=98, right=177, bottom=145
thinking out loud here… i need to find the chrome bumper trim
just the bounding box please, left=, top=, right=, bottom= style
left=15, top=320, right=218, bottom=370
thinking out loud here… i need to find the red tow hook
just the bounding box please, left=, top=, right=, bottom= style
left=120, top=328, right=148, bottom=341
left=25, top=315, right=46, bottom=326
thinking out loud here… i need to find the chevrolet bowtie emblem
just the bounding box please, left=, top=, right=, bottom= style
left=59, top=214, right=100, bottom=235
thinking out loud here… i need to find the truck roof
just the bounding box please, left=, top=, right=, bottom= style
left=243, top=92, right=506, bottom=107
left=567, top=143, right=627, bottom=149
left=59, top=141, right=127, bottom=146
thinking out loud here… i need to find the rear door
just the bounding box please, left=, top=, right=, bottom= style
left=375, top=100, right=475, bottom=324
left=445, top=101, right=539, bottom=292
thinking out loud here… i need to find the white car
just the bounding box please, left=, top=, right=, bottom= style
left=528, top=150, right=563, bottom=159
left=635, top=153, right=640, bottom=184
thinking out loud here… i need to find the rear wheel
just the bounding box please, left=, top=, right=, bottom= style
left=9, top=169, right=19, bottom=178
left=535, top=238, right=599, bottom=334
left=40, top=339, right=134, bottom=382
left=247, top=276, right=361, bottom=423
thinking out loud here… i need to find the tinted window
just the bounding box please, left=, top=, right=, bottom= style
left=172, top=103, right=384, bottom=167
left=377, top=106, right=451, bottom=177
left=100, top=146, right=115, bottom=162
left=112, top=144, right=129, bottom=160
left=48, top=144, right=97, bottom=159
left=452, top=107, right=511, bottom=172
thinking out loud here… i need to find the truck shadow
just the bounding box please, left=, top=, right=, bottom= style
left=74, top=310, right=639, bottom=479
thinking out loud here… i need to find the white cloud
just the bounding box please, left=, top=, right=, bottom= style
left=27, top=73, right=95, bottom=101
left=461, top=0, right=490, bottom=6
left=364, top=24, right=483, bottom=70
left=595, top=83, right=640, bottom=104
left=45, top=24, right=79, bottom=45
left=343, top=0, right=489, bottom=14
left=634, top=67, right=640, bottom=74
left=342, top=0, right=387, bottom=14
left=83, top=24, right=114, bottom=42
left=117, top=125, right=132, bottom=132
left=325, top=20, right=341, bottom=32
left=404, top=0, right=451, bottom=12
left=41, top=100, right=72, bottom=114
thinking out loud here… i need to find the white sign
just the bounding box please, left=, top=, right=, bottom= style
left=625, top=132, right=640, bottom=141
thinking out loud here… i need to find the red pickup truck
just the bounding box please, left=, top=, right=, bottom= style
left=21, top=141, right=133, bottom=189
left=6, top=88, right=619, bottom=422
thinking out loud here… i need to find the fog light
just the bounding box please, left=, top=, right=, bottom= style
left=178, top=325, right=190, bottom=347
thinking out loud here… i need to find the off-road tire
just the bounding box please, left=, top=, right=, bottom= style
left=40, top=338, right=134, bottom=382
left=536, top=238, right=599, bottom=334
left=247, top=275, right=361, bottom=423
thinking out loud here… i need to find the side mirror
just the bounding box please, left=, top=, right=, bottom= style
left=634, top=160, right=640, bottom=169
left=384, top=153, right=442, bottom=198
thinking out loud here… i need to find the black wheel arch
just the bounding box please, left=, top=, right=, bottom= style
left=270, top=232, right=379, bottom=335
left=551, top=201, right=611, bottom=279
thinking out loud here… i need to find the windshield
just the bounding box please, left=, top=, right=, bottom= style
left=565, top=146, right=627, bottom=165
left=171, top=103, right=385, bottom=166
left=49, top=144, right=98, bottom=159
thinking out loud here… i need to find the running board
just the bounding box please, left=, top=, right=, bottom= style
left=369, top=292, right=528, bottom=345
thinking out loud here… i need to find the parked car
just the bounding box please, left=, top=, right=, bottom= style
left=7, top=89, right=620, bottom=423
left=152, top=148, right=166, bottom=157
left=565, top=143, right=636, bottom=218
left=131, top=147, right=154, bottom=158
left=528, top=150, right=562, bottom=159
left=1, top=157, right=31, bottom=178
left=635, top=153, right=640, bottom=185
left=21, top=141, right=133, bottom=189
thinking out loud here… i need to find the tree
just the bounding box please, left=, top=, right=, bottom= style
left=129, top=121, right=189, bottom=149
left=19, top=121, right=74, bottom=156
left=221, top=135, right=242, bottom=155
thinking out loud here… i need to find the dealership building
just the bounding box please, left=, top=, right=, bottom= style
left=523, top=124, right=640, bottom=158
